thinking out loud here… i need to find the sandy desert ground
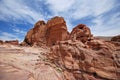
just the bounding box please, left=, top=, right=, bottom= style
left=0, top=44, right=63, bottom=80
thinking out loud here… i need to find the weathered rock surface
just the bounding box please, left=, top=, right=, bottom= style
left=23, top=21, right=47, bottom=46
left=46, top=16, right=69, bottom=46
left=70, top=24, right=93, bottom=43
left=0, top=45, right=63, bottom=80
left=18, top=16, right=120, bottom=80
left=23, top=16, right=69, bottom=47
left=48, top=39, right=120, bottom=80
left=87, top=39, right=116, bottom=51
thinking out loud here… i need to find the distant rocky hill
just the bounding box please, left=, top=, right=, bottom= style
left=0, top=40, right=19, bottom=45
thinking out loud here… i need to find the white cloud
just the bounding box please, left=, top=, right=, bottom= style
left=65, top=19, right=74, bottom=32
left=91, top=12, right=120, bottom=36
left=0, top=0, right=44, bottom=24
left=72, top=0, right=114, bottom=19
left=46, top=0, right=75, bottom=13
left=12, top=28, right=26, bottom=34
left=0, top=32, right=19, bottom=41
left=45, top=0, right=114, bottom=19
left=45, top=0, right=119, bottom=36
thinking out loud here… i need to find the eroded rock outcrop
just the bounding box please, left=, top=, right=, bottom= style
left=48, top=39, right=119, bottom=80
left=70, top=24, right=93, bottom=43
left=46, top=16, right=69, bottom=46
left=22, top=16, right=120, bottom=80
left=23, top=16, right=69, bottom=47
left=23, top=21, right=47, bottom=46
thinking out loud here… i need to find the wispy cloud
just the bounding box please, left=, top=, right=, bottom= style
left=45, top=0, right=75, bottom=13
left=45, top=0, right=119, bottom=36
left=0, top=31, right=18, bottom=41
left=72, top=0, right=114, bottom=19
left=91, top=12, right=120, bottom=36
left=45, top=0, right=114, bottom=18
left=0, top=0, right=44, bottom=24
left=12, top=28, right=26, bottom=34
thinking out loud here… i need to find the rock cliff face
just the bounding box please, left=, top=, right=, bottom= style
left=46, top=16, right=69, bottom=46
left=23, top=21, right=47, bottom=46
left=48, top=40, right=119, bottom=80
left=22, top=16, right=120, bottom=80
left=23, top=16, right=69, bottom=47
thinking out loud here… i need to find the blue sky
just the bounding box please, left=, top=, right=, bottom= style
left=0, top=0, right=120, bottom=42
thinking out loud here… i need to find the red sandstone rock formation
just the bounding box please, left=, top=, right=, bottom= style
left=22, top=16, right=120, bottom=80
left=46, top=16, right=69, bottom=46
left=70, top=24, right=93, bottom=43
left=23, top=20, right=47, bottom=46
left=48, top=39, right=119, bottom=80
left=23, top=16, right=69, bottom=47
left=5, top=40, right=19, bottom=45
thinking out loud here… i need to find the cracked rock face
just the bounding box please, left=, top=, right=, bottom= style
left=23, top=20, right=47, bottom=46
left=48, top=39, right=120, bottom=80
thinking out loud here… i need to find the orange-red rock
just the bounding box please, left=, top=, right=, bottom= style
left=48, top=39, right=119, bottom=80
left=22, top=16, right=120, bottom=80
left=23, top=16, right=69, bottom=47
left=23, top=20, right=47, bottom=46
left=46, top=16, right=69, bottom=46
left=70, top=24, right=93, bottom=43
left=87, top=39, right=116, bottom=51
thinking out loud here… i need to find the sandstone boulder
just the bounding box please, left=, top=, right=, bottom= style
left=70, top=24, right=93, bottom=43
left=46, top=16, right=69, bottom=46
left=23, top=20, right=47, bottom=46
